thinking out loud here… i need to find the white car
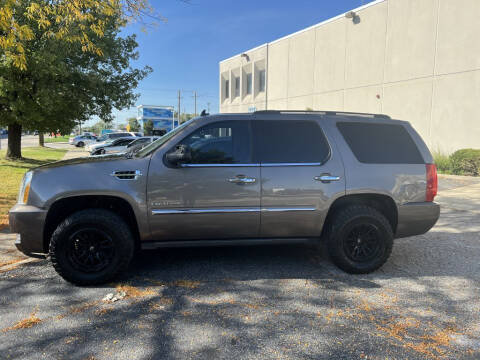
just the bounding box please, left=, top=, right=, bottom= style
left=88, top=132, right=141, bottom=150
left=90, top=136, right=159, bottom=156
left=88, top=137, right=135, bottom=154
left=68, top=135, right=97, bottom=147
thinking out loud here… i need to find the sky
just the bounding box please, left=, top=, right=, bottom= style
left=100, top=0, right=368, bottom=127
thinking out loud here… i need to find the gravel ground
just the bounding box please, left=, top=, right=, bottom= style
left=0, top=177, right=479, bottom=360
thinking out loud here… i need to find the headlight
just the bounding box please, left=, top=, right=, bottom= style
left=18, top=171, right=33, bottom=204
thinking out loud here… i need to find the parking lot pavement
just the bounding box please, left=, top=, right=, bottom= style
left=44, top=142, right=90, bottom=159
left=0, top=177, right=479, bottom=360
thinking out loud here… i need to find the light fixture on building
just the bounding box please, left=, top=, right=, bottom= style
left=345, top=11, right=356, bottom=19
left=241, top=53, right=250, bottom=62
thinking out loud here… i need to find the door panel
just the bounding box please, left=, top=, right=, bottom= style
left=147, top=119, right=260, bottom=240
left=254, top=118, right=345, bottom=238
left=260, top=163, right=344, bottom=237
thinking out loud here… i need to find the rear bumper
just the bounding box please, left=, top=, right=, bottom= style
left=9, top=204, right=47, bottom=256
left=395, top=202, right=440, bottom=239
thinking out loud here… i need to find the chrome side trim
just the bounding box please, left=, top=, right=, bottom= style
left=179, top=163, right=322, bottom=167
left=180, top=163, right=260, bottom=168
left=261, top=207, right=316, bottom=212
left=152, top=208, right=260, bottom=215
left=261, top=163, right=322, bottom=167
left=151, top=207, right=316, bottom=215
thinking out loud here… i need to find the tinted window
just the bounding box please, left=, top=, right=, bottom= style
left=179, top=121, right=251, bottom=164
left=337, top=122, right=424, bottom=164
left=128, top=138, right=149, bottom=147
left=254, top=120, right=330, bottom=164
left=114, top=139, right=133, bottom=146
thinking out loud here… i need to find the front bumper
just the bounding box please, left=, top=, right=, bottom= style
left=9, top=204, right=47, bottom=256
left=395, top=201, right=440, bottom=239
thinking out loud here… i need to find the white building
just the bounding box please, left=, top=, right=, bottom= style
left=219, top=0, right=480, bottom=153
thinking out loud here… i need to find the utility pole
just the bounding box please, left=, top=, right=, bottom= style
left=193, top=91, right=197, bottom=117
left=207, top=102, right=211, bottom=114
left=177, top=90, right=181, bottom=127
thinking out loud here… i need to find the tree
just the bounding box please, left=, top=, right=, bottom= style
left=0, top=0, right=161, bottom=71
left=0, top=0, right=152, bottom=158
left=143, top=119, right=154, bottom=136
left=127, top=117, right=141, bottom=132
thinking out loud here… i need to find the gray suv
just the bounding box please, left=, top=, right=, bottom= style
left=9, top=111, right=440, bottom=285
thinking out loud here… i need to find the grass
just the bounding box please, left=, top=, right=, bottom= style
left=44, top=135, right=70, bottom=143
left=0, top=147, right=67, bottom=229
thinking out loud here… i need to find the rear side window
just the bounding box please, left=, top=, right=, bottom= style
left=254, top=120, right=330, bottom=164
left=337, top=122, right=424, bottom=164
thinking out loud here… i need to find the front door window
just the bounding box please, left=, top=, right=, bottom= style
left=179, top=121, right=252, bottom=165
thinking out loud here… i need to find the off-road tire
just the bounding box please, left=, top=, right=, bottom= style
left=326, top=205, right=393, bottom=274
left=49, top=209, right=134, bottom=285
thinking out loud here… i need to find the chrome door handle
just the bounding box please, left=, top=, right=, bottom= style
left=314, top=175, right=341, bottom=183
left=228, top=176, right=256, bottom=184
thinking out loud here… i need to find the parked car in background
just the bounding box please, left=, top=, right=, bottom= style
left=68, top=134, right=97, bottom=147
left=87, top=136, right=135, bottom=153
left=123, top=136, right=159, bottom=153
left=90, top=137, right=136, bottom=156
left=9, top=111, right=440, bottom=285
left=95, top=132, right=141, bottom=143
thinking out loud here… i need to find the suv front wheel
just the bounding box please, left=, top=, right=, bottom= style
left=326, top=205, right=393, bottom=274
left=49, top=209, right=134, bottom=285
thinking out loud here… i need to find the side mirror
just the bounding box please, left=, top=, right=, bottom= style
left=165, top=144, right=192, bottom=166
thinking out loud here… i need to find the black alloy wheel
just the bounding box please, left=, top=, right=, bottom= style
left=66, top=228, right=116, bottom=273
left=342, top=223, right=381, bottom=263
left=326, top=205, right=393, bottom=274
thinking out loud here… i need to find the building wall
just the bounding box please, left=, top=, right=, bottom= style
left=219, top=0, right=480, bottom=154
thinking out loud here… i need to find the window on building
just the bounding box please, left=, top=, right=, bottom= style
left=179, top=121, right=252, bottom=164
left=337, top=122, right=424, bottom=164
left=246, top=73, right=252, bottom=95
left=258, top=70, right=266, bottom=92
left=234, top=77, right=240, bottom=97
left=254, top=120, right=330, bottom=164
left=224, top=80, right=229, bottom=99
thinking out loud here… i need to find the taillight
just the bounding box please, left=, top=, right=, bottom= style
left=426, top=164, right=437, bottom=202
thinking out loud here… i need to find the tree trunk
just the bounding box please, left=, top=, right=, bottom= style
left=6, top=123, right=22, bottom=159
left=39, top=132, right=44, bottom=147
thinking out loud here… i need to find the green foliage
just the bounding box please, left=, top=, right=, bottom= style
left=143, top=119, right=154, bottom=136
left=0, top=0, right=152, bottom=158
left=432, top=151, right=452, bottom=174
left=127, top=117, right=141, bottom=132
left=433, top=149, right=480, bottom=176
left=89, top=121, right=110, bottom=136
left=450, top=149, right=480, bottom=176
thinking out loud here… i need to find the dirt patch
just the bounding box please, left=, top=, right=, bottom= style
left=116, top=284, right=157, bottom=298
left=170, top=280, right=202, bottom=289
left=2, top=310, right=41, bottom=332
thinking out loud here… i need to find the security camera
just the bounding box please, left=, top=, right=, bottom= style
left=345, top=11, right=356, bottom=19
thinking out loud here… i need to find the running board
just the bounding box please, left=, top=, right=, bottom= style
left=141, top=238, right=315, bottom=250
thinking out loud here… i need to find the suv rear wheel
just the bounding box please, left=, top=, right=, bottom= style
left=326, top=205, right=393, bottom=274
left=49, top=209, right=134, bottom=285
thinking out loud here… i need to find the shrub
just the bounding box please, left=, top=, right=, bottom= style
left=450, top=149, right=480, bottom=176
left=432, top=151, right=452, bottom=174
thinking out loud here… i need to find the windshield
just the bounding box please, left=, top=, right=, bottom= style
left=135, top=119, right=196, bottom=158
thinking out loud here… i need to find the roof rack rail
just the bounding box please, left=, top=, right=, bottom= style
left=254, top=110, right=391, bottom=119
